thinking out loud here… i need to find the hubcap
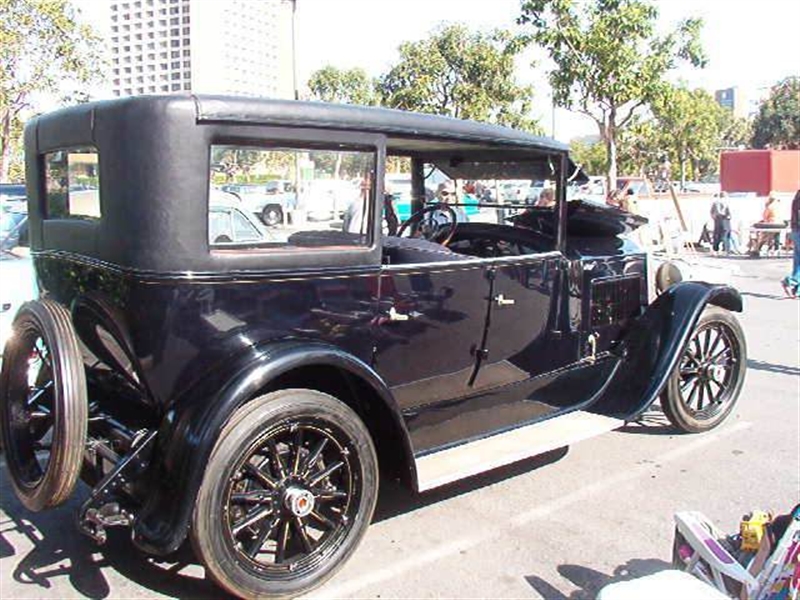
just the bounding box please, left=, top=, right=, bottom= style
left=284, top=487, right=315, bottom=517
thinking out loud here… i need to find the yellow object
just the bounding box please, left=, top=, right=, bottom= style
left=740, top=510, right=772, bottom=552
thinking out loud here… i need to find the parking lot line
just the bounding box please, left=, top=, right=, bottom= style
left=311, top=420, right=752, bottom=599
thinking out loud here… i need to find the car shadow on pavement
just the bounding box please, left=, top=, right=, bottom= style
left=524, top=558, right=673, bottom=599
left=741, top=290, right=793, bottom=300
left=617, top=406, right=677, bottom=436
left=374, top=447, right=569, bottom=523
left=0, top=469, right=231, bottom=600
left=747, top=358, right=800, bottom=377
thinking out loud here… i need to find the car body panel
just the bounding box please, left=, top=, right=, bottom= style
left=13, top=95, right=743, bottom=557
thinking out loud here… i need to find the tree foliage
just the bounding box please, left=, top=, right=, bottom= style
left=517, top=0, right=706, bottom=188
left=0, top=0, right=101, bottom=180
left=570, top=138, right=607, bottom=175
left=651, top=85, right=723, bottom=185
left=751, top=76, right=800, bottom=150
left=378, top=24, right=541, bottom=133
left=307, top=66, right=377, bottom=106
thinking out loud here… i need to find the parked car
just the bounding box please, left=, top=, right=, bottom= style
left=0, top=203, right=36, bottom=354
left=209, top=190, right=273, bottom=245
left=0, top=96, right=747, bottom=600
left=0, top=182, right=26, bottom=202
left=220, top=182, right=298, bottom=226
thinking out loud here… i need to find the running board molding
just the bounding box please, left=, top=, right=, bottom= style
left=415, top=411, right=623, bottom=492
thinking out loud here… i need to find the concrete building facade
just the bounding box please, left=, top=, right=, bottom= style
left=109, top=0, right=294, bottom=99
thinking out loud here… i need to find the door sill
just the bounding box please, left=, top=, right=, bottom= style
left=415, top=411, right=623, bottom=491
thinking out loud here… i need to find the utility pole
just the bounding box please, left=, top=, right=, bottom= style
left=289, top=0, right=298, bottom=100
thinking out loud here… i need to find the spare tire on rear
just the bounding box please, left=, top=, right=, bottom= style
left=0, top=299, right=88, bottom=511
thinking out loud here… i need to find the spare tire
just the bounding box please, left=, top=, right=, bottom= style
left=0, top=299, right=87, bottom=511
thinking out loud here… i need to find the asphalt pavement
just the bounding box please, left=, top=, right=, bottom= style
left=1, top=256, right=798, bottom=599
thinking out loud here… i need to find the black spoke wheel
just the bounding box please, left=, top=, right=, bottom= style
left=0, top=300, right=88, bottom=511
left=191, top=389, right=378, bottom=599
left=661, top=307, right=746, bottom=432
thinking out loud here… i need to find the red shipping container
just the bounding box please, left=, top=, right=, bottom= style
left=720, top=150, right=800, bottom=196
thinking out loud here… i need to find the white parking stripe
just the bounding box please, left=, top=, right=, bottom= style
left=310, top=420, right=752, bottom=599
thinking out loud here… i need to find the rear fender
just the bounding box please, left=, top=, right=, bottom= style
left=131, top=340, right=411, bottom=555
left=591, top=282, right=742, bottom=419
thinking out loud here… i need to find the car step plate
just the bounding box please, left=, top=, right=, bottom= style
left=415, top=411, right=623, bottom=491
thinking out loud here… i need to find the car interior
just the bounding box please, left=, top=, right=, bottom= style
left=380, top=141, right=562, bottom=265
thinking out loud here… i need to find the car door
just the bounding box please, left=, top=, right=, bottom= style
left=372, top=258, right=493, bottom=452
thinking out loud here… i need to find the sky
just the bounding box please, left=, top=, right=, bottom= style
left=74, top=0, right=800, bottom=143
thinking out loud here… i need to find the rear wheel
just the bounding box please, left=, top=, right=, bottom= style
left=261, top=205, right=283, bottom=227
left=0, top=300, right=87, bottom=511
left=661, top=307, right=746, bottom=433
left=191, top=389, right=378, bottom=599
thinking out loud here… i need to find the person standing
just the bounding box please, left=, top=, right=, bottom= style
left=781, top=189, right=800, bottom=297
left=710, top=192, right=732, bottom=255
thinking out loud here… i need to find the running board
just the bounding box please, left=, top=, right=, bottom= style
left=415, top=411, right=623, bottom=492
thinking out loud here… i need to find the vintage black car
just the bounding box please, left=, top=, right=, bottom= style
left=0, top=96, right=746, bottom=599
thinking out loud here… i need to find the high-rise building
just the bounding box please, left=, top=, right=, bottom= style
left=108, top=0, right=294, bottom=99
left=715, top=87, right=753, bottom=119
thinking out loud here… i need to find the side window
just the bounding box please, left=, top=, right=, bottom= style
left=231, top=209, right=261, bottom=242
left=44, top=148, right=101, bottom=219
left=209, top=144, right=375, bottom=250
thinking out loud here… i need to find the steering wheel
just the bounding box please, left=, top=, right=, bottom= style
left=397, top=204, right=458, bottom=246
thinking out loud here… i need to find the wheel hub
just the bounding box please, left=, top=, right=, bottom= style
left=284, top=486, right=315, bottom=517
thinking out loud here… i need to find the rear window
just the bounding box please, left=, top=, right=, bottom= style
left=209, top=144, right=375, bottom=250
left=44, top=148, right=101, bottom=219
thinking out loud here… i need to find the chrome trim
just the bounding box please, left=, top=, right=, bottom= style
left=382, top=250, right=562, bottom=274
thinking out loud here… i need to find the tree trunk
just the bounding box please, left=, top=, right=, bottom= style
left=0, top=110, right=11, bottom=182
left=679, top=151, right=686, bottom=190
left=604, top=117, right=618, bottom=196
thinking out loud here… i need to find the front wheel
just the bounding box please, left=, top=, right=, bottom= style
left=191, top=389, right=378, bottom=599
left=661, top=307, right=747, bottom=433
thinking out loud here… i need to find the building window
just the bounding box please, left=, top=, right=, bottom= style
left=171, top=83, right=181, bottom=91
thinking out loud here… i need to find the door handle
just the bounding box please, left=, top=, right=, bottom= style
left=493, top=294, right=516, bottom=307
left=388, top=306, right=410, bottom=321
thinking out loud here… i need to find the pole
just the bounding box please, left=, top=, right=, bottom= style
left=291, top=0, right=298, bottom=100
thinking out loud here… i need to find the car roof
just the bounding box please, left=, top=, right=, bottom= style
left=35, top=95, right=570, bottom=154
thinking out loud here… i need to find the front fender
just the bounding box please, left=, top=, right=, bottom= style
left=131, top=340, right=411, bottom=555
left=591, top=281, right=742, bottom=419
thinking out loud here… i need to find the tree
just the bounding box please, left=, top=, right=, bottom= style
left=518, top=0, right=706, bottom=189
left=651, top=85, right=723, bottom=186
left=616, top=117, right=665, bottom=178
left=307, top=66, right=377, bottom=106
left=569, top=137, right=607, bottom=175
left=1, top=0, right=101, bottom=180
left=718, top=111, right=752, bottom=150
left=751, top=76, right=800, bottom=150
left=378, top=24, right=541, bottom=133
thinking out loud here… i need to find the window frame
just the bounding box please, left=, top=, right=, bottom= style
left=42, top=146, right=102, bottom=221
left=207, top=133, right=383, bottom=259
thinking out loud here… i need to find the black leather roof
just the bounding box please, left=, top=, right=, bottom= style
left=193, top=95, right=569, bottom=152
